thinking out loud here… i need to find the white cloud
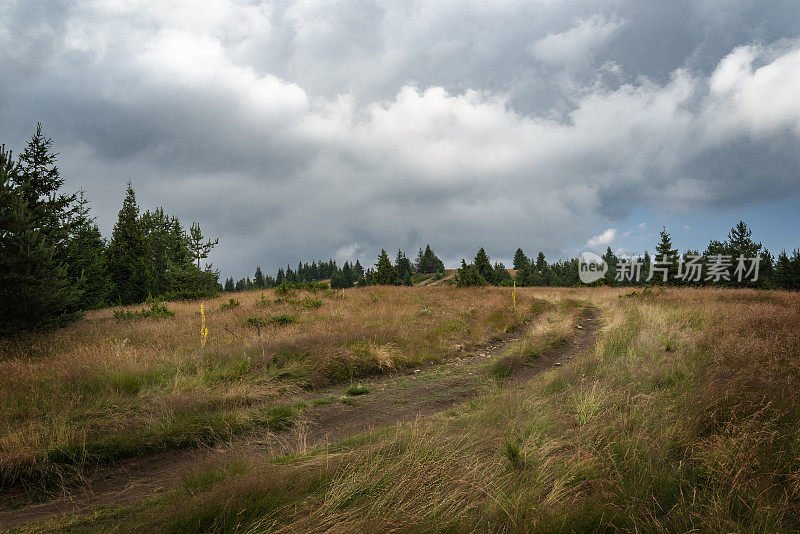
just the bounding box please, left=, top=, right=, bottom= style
left=530, top=15, right=623, bottom=66
left=2, top=1, right=800, bottom=275
left=587, top=228, right=617, bottom=248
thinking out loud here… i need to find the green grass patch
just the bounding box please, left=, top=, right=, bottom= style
left=345, top=384, right=370, bottom=396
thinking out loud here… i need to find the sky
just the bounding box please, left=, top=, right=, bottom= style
left=2, top=0, right=799, bottom=278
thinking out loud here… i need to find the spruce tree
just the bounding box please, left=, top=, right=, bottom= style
left=14, top=123, right=76, bottom=251
left=418, top=244, right=445, bottom=274
left=224, top=277, right=235, bottom=292
left=473, top=248, right=494, bottom=284
left=374, top=249, right=398, bottom=285
left=515, top=257, right=532, bottom=286
left=395, top=249, right=413, bottom=285
left=66, top=191, right=112, bottom=309
left=0, top=144, right=81, bottom=334
left=653, top=227, right=678, bottom=284
left=455, top=259, right=487, bottom=287
left=532, top=252, right=550, bottom=286
left=254, top=266, right=265, bottom=288
left=602, top=247, right=617, bottom=286
left=188, top=222, right=219, bottom=293
left=513, top=248, right=528, bottom=270
left=493, top=261, right=511, bottom=283
left=106, top=182, right=152, bottom=304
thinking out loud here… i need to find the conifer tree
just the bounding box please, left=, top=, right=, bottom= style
left=374, top=249, right=398, bottom=285
left=513, top=248, right=528, bottom=270
left=532, top=252, right=550, bottom=286
left=224, top=277, right=235, bottom=291
left=602, top=247, right=617, bottom=286
left=515, top=256, right=532, bottom=286
left=417, top=244, right=445, bottom=274
left=473, top=248, right=494, bottom=285
left=653, top=227, right=678, bottom=284
left=106, top=182, right=152, bottom=304
left=493, top=261, right=511, bottom=283
left=455, top=259, right=487, bottom=287
left=66, top=191, right=112, bottom=308
left=0, top=144, right=81, bottom=334
left=395, top=249, right=413, bottom=285
left=188, top=222, right=218, bottom=291
left=14, top=123, right=76, bottom=252
left=254, top=266, right=265, bottom=288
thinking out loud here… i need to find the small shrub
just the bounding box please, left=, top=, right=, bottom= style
left=302, top=296, right=322, bottom=309
left=341, top=396, right=359, bottom=406
left=345, top=384, right=370, bottom=396
left=270, top=314, right=296, bottom=326
left=114, top=302, right=175, bottom=320
left=274, top=282, right=294, bottom=296
left=220, top=298, right=240, bottom=310
left=245, top=317, right=268, bottom=328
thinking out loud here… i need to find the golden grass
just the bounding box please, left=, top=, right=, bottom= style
left=0, top=285, right=534, bottom=491
left=37, top=286, right=799, bottom=533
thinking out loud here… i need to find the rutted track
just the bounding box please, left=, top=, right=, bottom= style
left=0, top=308, right=599, bottom=529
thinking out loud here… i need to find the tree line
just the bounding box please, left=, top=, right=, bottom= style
left=455, top=222, right=800, bottom=289
left=226, top=245, right=447, bottom=291
left=0, top=125, right=220, bottom=335
left=232, top=222, right=800, bottom=293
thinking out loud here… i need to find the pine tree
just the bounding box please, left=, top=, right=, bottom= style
left=515, top=256, right=532, bottom=286
left=602, top=247, right=617, bottom=286
left=374, top=249, right=398, bottom=285
left=66, top=191, right=112, bottom=309
left=493, top=261, right=511, bottom=283
left=653, top=227, right=678, bottom=284
left=532, top=252, right=550, bottom=286
left=254, top=266, right=265, bottom=288
left=224, top=277, right=235, bottom=291
left=395, top=249, right=413, bottom=285
left=455, top=259, right=487, bottom=287
left=188, top=222, right=219, bottom=292
left=413, top=247, right=425, bottom=272
left=417, top=244, right=445, bottom=274
left=0, top=144, right=81, bottom=334
left=513, top=248, right=528, bottom=270
left=106, top=182, right=152, bottom=304
left=14, top=123, right=76, bottom=252
left=473, top=248, right=494, bottom=284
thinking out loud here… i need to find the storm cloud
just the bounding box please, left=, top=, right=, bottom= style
left=1, top=0, right=799, bottom=276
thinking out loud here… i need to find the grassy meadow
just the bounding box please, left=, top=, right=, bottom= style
left=2, top=286, right=800, bottom=532
left=0, top=286, right=534, bottom=495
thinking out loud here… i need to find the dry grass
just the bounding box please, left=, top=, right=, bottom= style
left=0, top=285, right=533, bottom=492
left=31, top=286, right=798, bottom=534
left=7, top=287, right=800, bottom=533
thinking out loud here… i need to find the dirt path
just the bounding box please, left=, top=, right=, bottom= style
left=0, top=308, right=599, bottom=530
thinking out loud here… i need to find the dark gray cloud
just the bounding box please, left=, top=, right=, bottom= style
left=1, top=0, right=799, bottom=277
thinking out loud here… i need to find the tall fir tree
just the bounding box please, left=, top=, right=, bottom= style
left=254, top=266, right=265, bottom=288
left=66, top=191, right=112, bottom=309
left=106, top=182, right=152, bottom=304
left=0, top=143, right=81, bottom=334
left=473, top=248, right=494, bottom=285
left=187, top=221, right=219, bottom=292
left=513, top=248, right=528, bottom=270
left=374, top=249, right=398, bottom=285
left=652, top=227, right=678, bottom=284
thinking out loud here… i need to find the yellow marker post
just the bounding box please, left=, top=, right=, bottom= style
left=512, top=280, right=516, bottom=311
left=200, top=304, right=208, bottom=348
